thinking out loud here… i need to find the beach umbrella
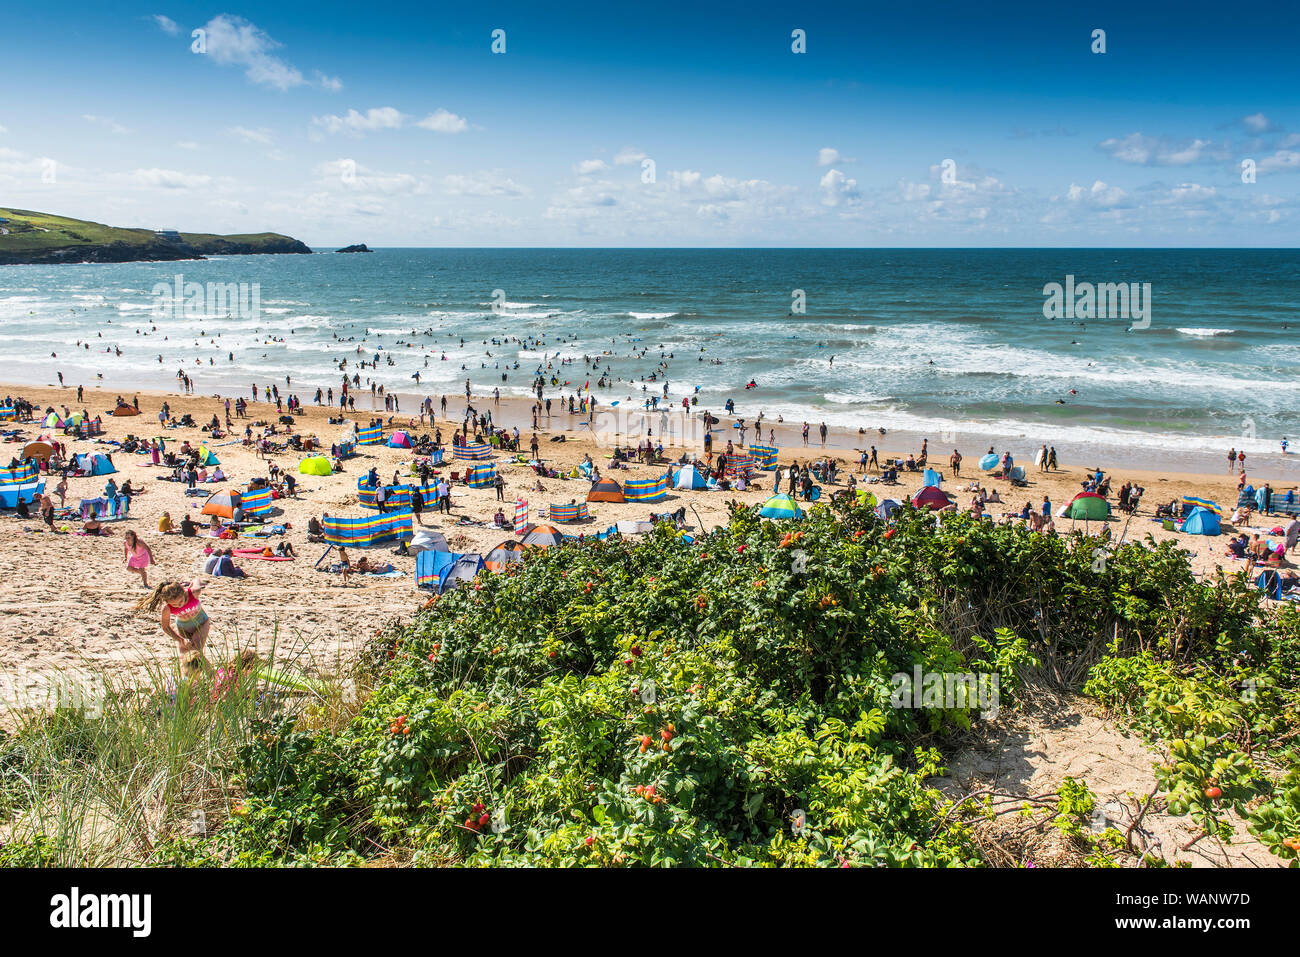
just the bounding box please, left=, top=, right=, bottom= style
left=586, top=478, right=625, bottom=503
left=201, top=489, right=242, bottom=518
left=1181, top=507, right=1221, bottom=536
left=758, top=493, right=802, bottom=520
left=922, top=468, right=943, bottom=487
left=21, top=442, right=53, bottom=462
left=911, top=485, right=952, bottom=510
left=1066, top=492, right=1110, bottom=521
left=299, top=456, right=333, bottom=475
left=1182, top=495, right=1222, bottom=516
left=520, top=524, right=565, bottom=547
left=978, top=453, right=1000, bottom=471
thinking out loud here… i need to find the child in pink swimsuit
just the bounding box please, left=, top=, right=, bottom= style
left=136, top=580, right=210, bottom=653
left=123, top=529, right=154, bottom=587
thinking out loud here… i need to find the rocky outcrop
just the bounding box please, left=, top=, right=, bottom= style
left=336, top=244, right=372, bottom=253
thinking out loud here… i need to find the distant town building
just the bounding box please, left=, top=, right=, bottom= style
left=156, top=228, right=183, bottom=242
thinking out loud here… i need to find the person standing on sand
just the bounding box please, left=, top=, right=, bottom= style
left=1238, top=450, right=1246, bottom=473
left=819, top=422, right=828, bottom=447
left=1227, top=447, right=1237, bottom=473
left=802, top=423, right=809, bottom=447
left=1048, top=447, right=1058, bottom=470
left=950, top=449, right=962, bottom=478
left=136, top=580, right=210, bottom=654
left=124, top=529, right=154, bottom=587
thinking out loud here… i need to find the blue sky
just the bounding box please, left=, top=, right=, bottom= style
left=1, top=1, right=1298, bottom=245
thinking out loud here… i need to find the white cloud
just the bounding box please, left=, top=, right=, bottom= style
left=1259, top=150, right=1300, bottom=174
left=314, top=71, right=343, bottom=93
left=1098, top=132, right=1220, bottom=166
left=613, top=147, right=646, bottom=166
left=228, top=126, right=273, bottom=145
left=152, top=14, right=180, bottom=35
left=313, top=107, right=406, bottom=135
left=443, top=171, right=527, bottom=197
left=415, top=109, right=468, bottom=134
left=200, top=15, right=306, bottom=90
left=314, top=159, right=428, bottom=195
left=574, top=159, right=609, bottom=175
left=175, top=140, right=199, bottom=150
left=0, top=123, right=8, bottom=134
left=1063, top=180, right=1129, bottom=207
left=1241, top=112, right=1273, bottom=133
left=131, top=168, right=213, bottom=190
left=83, top=114, right=129, bottom=135
left=817, top=147, right=854, bottom=166
left=819, top=168, right=860, bottom=206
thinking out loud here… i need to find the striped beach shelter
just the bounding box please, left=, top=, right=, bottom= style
left=625, top=475, right=669, bottom=502
left=749, top=444, right=779, bottom=469
left=0, top=404, right=15, bottom=422
left=0, top=460, right=39, bottom=487
left=467, top=463, right=497, bottom=489
left=726, top=453, right=757, bottom=476
left=242, top=484, right=273, bottom=518
left=514, top=499, right=529, bottom=533
left=323, top=509, right=414, bottom=546
left=549, top=502, right=590, bottom=523
left=1181, top=495, right=1222, bottom=516
left=454, top=442, right=493, bottom=461
left=357, top=425, right=383, bottom=445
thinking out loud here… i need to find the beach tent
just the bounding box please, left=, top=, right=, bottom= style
left=758, top=493, right=802, bottom=520
left=454, top=442, right=493, bottom=461
left=911, top=485, right=952, bottom=510
left=197, top=444, right=220, bottom=466
left=1181, top=507, right=1221, bottom=536
left=408, top=528, right=450, bottom=555
left=241, top=484, right=273, bottom=518
left=1182, top=495, right=1222, bottom=517
left=74, top=453, right=116, bottom=476
left=876, top=498, right=902, bottom=520
left=549, top=502, right=590, bottom=523
left=625, top=475, right=669, bottom=502
left=922, top=468, right=943, bottom=487
left=299, top=456, right=333, bottom=476
left=750, top=444, right=779, bottom=469
left=979, top=453, right=1000, bottom=471
left=66, top=411, right=86, bottom=425
left=201, top=489, right=243, bottom=518
left=416, top=550, right=486, bottom=593
left=387, top=431, right=412, bottom=449
left=357, top=425, right=383, bottom=446
left=21, top=442, right=52, bottom=462
left=111, top=404, right=140, bottom=416
left=673, top=464, right=710, bottom=490
left=484, top=539, right=531, bottom=571
left=324, top=509, right=413, bottom=547
left=520, top=524, right=565, bottom=548
left=587, top=479, right=625, bottom=503
left=40, top=412, right=64, bottom=429
left=1066, top=492, right=1110, bottom=521
left=467, top=463, right=497, bottom=489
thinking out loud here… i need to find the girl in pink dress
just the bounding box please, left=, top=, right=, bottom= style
left=123, top=529, right=154, bottom=587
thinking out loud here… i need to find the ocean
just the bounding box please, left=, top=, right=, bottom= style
left=2, top=247, right=1297, bottom=475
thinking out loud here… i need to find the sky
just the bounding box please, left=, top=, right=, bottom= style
left=1, top=1, right=1298, bottom=246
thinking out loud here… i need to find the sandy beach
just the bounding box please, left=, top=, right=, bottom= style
left=0, top=379, right=1293, bottom=690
